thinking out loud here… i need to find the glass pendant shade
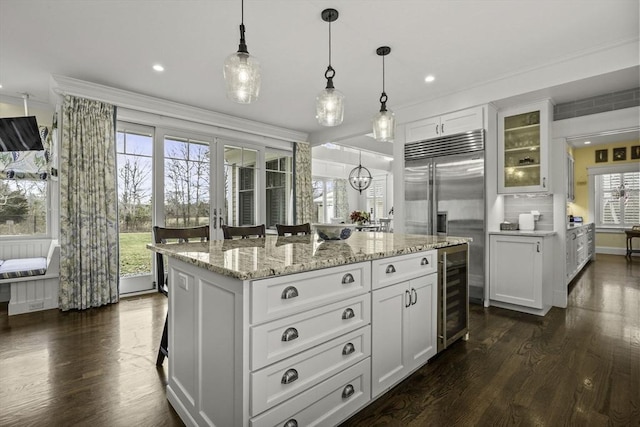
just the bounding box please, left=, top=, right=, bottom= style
left=316, top=87, right=345, bottom=127
left=224, top=51, right=261, bottom=104
left=373, top=108, right=395, bottom=142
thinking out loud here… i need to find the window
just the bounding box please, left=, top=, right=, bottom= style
left=366, top=178, right=387, bottom=221
left=224, top=145, right=258, bottom=226
left=0, top=131, right=50, bottom=236
left=266, top=150, right=293, bottom=227
left=312, top=178, right=336, bottom=223
left=164, top=136, right=210, bottom=227
left=595, top=170, right=639, bottom=228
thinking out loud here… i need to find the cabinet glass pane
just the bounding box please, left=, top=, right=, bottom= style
left=503, top=110, right=541, bottom=188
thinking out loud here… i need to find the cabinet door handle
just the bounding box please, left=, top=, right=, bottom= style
left=537, top=242, right=540, bottom=253
left=342, top=308, right=355, bottom=320
left=543, top=177, right=546, bottom=188
left=421, top=257, right=429, bottom=266
left=405, top=290, right=411, bottom=308
left=281, top=327, right=299, bottom=342
left=342, top=273, right=355, bottom=284
left=281, top=368, right=299, bottom=384
left=441, top=123, right=444, bottom=134
left=342, top=342, right=355, bottom=355
left=385, top=264, right=396, bottom=274
left=411, top=288, right=417, bottom=305
left=436, top=124, right=439, bottom=135
left=281, top=286, right=299, bottom=300
left=342, top=384, right=355, bottom=399
left=283, top=420, right=298, bottom=427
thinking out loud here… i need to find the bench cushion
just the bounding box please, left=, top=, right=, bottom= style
left=0, top=257, right=47, bottom=279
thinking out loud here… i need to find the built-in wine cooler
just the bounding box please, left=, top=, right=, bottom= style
left=437, top=244, right=469, bottom=353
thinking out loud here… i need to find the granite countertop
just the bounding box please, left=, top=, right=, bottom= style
left=147, top=233, right=471, bottom=280
left=489, top=230, right=557, bottom=237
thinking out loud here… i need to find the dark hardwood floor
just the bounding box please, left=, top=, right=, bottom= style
left=1, top=254, right=638, bottom=427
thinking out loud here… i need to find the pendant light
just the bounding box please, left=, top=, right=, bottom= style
left=223, top=0, right=260, bottom=104
left=316, top=8, right=345, bottom=127
left=372, top=46, right=395, bottom=142
left=349, top=151, right=372, bottom=194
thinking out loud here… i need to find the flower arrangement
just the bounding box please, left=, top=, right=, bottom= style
left=349, top=210, right=370, bottom=224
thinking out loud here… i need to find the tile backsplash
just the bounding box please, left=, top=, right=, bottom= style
left=503, top=194, right=554, bottom=231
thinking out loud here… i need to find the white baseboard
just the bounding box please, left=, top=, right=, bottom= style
left=596, top=246, right=639, bottom=256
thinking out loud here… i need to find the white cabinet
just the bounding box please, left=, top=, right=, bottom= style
left=566, top=223, right=595, bottom=284
left=405, top=106, right=483, bottom=143
left=371, top=251, right=437, bottom=398
left=498, top=100, right=552, bottom=193
left=489, top=234, right=552, bottom=314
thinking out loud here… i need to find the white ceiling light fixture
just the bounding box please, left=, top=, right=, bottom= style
left=372, top=46, right=395, bottom=142
left=152, top=64, right=165, bottom=72
left=348, top=151, right=372, bottom=194
left=316, top=8, right=344, bottom=127
left=425, top=75, right=435, bottom=83
left=223, top=0, right=261, bottom=104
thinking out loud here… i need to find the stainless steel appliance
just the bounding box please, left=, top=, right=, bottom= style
left=404, top=129, right=485, bottom=303
left=437, top=244, right=469, bottom=352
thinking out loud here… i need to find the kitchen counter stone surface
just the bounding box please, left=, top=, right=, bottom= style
left=489, top=230, right=557, bottom=237
left=147, top=232, right=471, bottom=280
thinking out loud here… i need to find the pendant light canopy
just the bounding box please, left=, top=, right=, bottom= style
left=224, top=0, right=261, bottom=104
left=372, top=46, right=395, bottom=142
left=316, top=8, right=345, bottom=127
left=349, top=151, right=372, bottom=194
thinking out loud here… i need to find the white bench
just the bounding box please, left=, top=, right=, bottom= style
left=0, top=239, right=60, bottom=315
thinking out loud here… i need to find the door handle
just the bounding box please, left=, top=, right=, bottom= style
left=342, top=308, right=355, bottom=320
left=342, top=384, right=355, bottom=399
left=543, top=177, right=546, bottom=188
left=421, top=257, right=429, bottom=266
left=435, top=124, right=439, bottom=135
left=342, top=273, right=355, bottom=284
left=281, top=368, right=299, bottom=385
left=342, top=342, right=355, bottom=355
left=411, top=288, right=417, bottom=305
left=385, top=264, right=396, bottom=274
left=441, top=123, right=444, bottom=134
left=281, top=327, right=299, bottom=342
left=537, top=242, right=540, bottom=253
left=405, top=290, right=411, bottom=308
left=281, top=286, right=299, bottom=300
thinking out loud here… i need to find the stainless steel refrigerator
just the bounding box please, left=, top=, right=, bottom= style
left=404, top=129, right=485, bottom=303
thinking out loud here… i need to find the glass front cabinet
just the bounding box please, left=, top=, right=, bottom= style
left=498, top=100, right=552, bottom=193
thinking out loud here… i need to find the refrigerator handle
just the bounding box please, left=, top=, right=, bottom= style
left=439, top=251, right=448, bottom=349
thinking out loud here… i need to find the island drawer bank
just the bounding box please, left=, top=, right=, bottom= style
left=148, top=233, right=471, bottom=427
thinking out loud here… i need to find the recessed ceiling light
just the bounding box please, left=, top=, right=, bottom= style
left=584, top=141, right=591, bottom=145
left=424, top=75, right=435, bottom=83
left=153, top=64, right=165, bottom=72
left=0, top=84, right=3, bottom=89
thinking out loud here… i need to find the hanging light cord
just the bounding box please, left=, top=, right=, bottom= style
left=238, top=0, right=248, bottom=54
left=379, top=54, right=388, bottom=111
left=324, top=12, right=335, bottom=88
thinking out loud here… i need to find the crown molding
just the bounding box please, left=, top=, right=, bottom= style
left=49, top=75, right=308, bottom=144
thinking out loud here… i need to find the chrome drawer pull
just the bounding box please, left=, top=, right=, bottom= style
left=385, top=264, right=396, bottom=274
left=342, top=273, right=355, bottom=284
left=342, top=384, right=355, bottom=399
left=342, top=342, right=355, bottom=355
left=281, top=286, right=299, bottom=300
left=421, top=257, right=429, bottom=266
left=283, top=420, right=298, bottom=427
left=281, top=368, right=299, bottom=385
left=281, top=327, right=299, bottom=342
left=342, top=308, right=355, bottom=320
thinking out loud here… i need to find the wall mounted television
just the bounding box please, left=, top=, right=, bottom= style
left=0, top=116, right=43, bottom=151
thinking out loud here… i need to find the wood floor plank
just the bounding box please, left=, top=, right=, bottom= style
left=1, top=254, right=638, bottom=426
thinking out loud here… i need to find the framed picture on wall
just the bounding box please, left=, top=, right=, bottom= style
left=595, top=149, right=608, bottom=163
left=631, top=145, right=640, bottom=160
left=613, top=147, right=626, bottom=161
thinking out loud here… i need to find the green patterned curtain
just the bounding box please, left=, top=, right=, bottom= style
left=59, top=95, right=118, bottom=310
left=294, top=141, right=313, bottom=224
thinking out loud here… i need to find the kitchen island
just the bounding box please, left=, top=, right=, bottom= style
left=148, top=232, right=470, bottom=427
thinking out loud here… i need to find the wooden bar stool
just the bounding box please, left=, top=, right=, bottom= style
left=276, top=223, right=311, bottom=236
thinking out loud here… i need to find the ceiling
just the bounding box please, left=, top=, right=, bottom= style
left=1, top=1, right=639, bottom=144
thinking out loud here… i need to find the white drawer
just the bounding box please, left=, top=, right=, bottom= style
left=251, top=262, right=370, bottom=325
left=372, top=250, right=436, bottom=290
left=250, top=358, right=371, bottom=427
left=250, top=294, right=370, bottom=370
left=251, top=326, right=371, bottom=416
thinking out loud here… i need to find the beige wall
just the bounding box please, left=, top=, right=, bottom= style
left=569, top=139, right=640, bottom=250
